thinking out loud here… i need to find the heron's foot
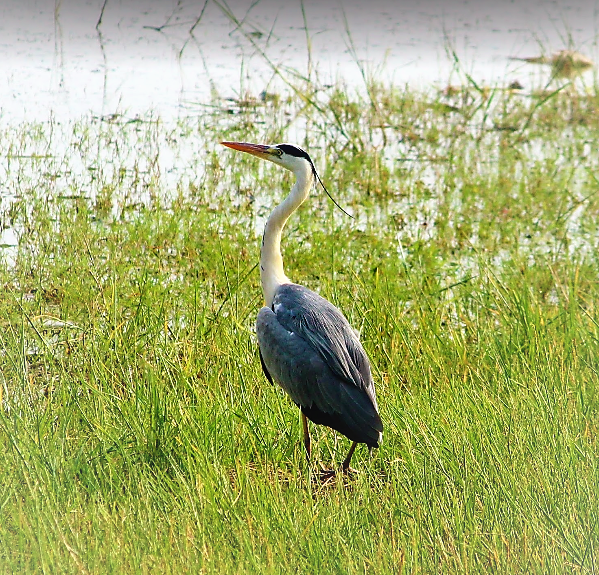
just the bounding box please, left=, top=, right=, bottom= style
left=319, top=467, right=337, bottom=483
left=317, top=465, right=358, bottom=484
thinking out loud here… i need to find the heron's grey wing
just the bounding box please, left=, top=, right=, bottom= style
left=258, top=347, right=273, bottom=384
left=256, top=305, right=382, bottom=446
left=272, top=284, right=379, bottom=409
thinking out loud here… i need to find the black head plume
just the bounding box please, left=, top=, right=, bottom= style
left=276, top=144, right=354, bottom=219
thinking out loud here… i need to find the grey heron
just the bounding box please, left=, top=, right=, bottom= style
left=221, top=141, right=383, bottom=472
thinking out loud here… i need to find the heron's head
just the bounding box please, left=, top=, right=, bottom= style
left=221, top=141, right=353, bottom=218
left=221, top=141, right=315, bottom=175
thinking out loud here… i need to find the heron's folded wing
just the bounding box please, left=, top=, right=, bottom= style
left=271, top=284, right=378, bottom=408
left=259, top=347, right=273, bottom=384
left=256, top=306, right=382, bottom=443
left=257, top=305, right=337, bottom=409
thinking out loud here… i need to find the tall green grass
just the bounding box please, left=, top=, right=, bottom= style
left=1, top=77, right=598, bottom=573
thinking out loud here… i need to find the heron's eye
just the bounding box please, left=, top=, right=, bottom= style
left=273, top=148, right=283, bottom=157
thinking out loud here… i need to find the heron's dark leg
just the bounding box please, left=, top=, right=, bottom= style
left=342, top=441, right=358, bottom=472
left=301, top=412, right=311, bottom=461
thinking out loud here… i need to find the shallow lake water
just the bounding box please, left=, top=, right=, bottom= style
left=1, top=0, right=597, bottom=122
left=0, top=0, right=598, bottom=269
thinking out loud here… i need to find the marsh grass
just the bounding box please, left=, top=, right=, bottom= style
left=1, top=72, right=599, bottom=573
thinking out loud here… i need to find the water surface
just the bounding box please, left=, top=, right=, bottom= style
left=1, top=0, right=597, bottom=122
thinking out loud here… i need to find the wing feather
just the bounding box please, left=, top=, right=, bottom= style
left=273, top=284, right=378, bottom=406
left=258, top=348, right=273, bottom=384
left=255, top=284, right=382, bottom=446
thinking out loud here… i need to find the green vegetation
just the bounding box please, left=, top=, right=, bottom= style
left=1, top=78, right=599, bottom=573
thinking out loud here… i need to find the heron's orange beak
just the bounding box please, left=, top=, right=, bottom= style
left=221, top=141, right=275, bottom=159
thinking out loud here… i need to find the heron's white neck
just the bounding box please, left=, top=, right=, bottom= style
left=261, top=162, right=314, bottom=307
